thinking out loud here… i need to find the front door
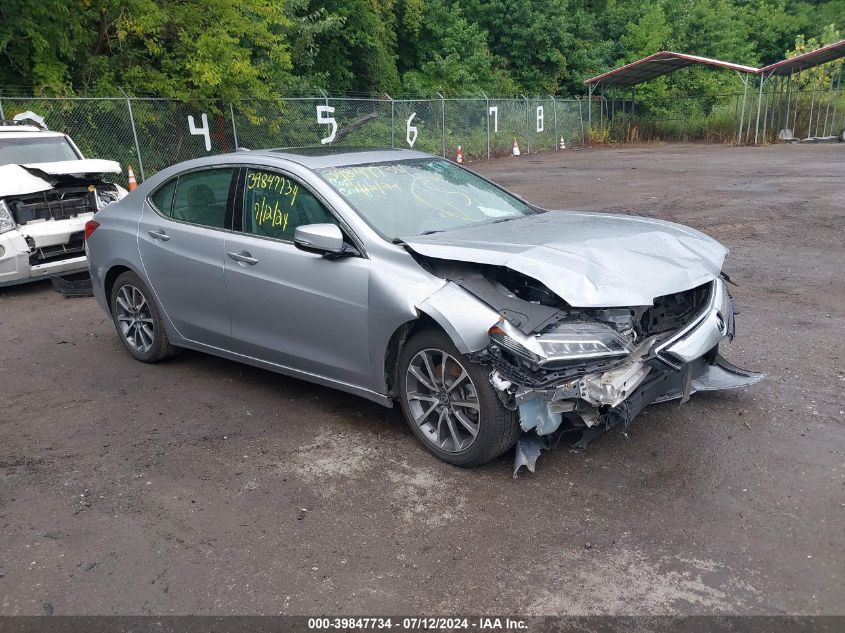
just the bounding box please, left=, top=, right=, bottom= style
left=223, top=167, right=371, bottom=388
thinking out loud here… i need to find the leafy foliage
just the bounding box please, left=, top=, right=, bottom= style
left=0, top=0, right=842, bottom=100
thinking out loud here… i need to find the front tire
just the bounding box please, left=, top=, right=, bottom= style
left=110, top=271, right=180, bottom=363
left=398, top=329, right=519, bottom=467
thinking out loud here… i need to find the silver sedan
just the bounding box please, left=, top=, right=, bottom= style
left=84, top=148, right=763, bottom=470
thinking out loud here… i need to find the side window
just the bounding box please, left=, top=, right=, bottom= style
left=171, top=168, right=235, bottom=229
left=243, top=168, right=337, bottom=241
left=150, top=178, right=177, bottom=216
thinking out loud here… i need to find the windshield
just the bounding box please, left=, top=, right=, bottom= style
left=0, top=136, right=79, bottom=165
left=317, top=159, right=537, bottom=239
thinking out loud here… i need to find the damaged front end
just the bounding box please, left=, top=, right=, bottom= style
left=0, top=163, right=123, bottom=287
left=422, top=260, right=765, bottom=475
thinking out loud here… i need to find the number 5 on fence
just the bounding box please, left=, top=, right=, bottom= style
left=317, top=106, right=337, bottom=145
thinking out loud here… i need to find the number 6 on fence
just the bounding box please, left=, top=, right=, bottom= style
left=406, top=112, right=418, bottom=148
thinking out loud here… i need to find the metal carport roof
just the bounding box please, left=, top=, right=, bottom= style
left=584, top=52, right=759, bottom=87
left=758, top=40, right=845, bottom=76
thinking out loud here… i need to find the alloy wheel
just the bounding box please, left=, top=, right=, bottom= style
left=405, top=348, right=481, bottom=453
left=114, top=284, right=155, bottom=354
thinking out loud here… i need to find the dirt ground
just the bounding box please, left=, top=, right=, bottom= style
left=0, top=143, right=843, bottom=616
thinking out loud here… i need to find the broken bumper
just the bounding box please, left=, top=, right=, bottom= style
left=0, top=217, right=90, bottom=287
left=508, top=279, right=764, bottom=440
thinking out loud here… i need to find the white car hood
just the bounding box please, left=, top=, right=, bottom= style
left=0, top=160, right=122, bottom=197
left=0, top=164, right=53, bottom=196
left=23, top=159, right=122, bottom=176
left=404, top=210, right=728, bottom=307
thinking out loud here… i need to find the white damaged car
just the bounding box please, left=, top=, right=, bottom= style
left=0, top=115, right=127, bottom=287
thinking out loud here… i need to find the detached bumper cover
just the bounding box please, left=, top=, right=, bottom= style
left=513, top=354, right=764, bottom=476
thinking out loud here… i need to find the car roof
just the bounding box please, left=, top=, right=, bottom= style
left=249, top=146, right=432, bottom=169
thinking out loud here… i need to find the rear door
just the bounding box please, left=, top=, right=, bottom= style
left=222, top=166, right=371, bottom=387
left=138, top=167, right=236, bottom=347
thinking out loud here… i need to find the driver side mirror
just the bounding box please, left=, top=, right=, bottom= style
left=294, top=223, right=346, bottom=256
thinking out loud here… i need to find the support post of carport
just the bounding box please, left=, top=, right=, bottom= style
left=829, top=64, right=843, bottom=138
left=783, top=72, right=793, bottom=136
left=754, top=72, right=771, bottom=145
left=736, top=73, right=750, bottom=145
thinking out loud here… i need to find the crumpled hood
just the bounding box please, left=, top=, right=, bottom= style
left=23, top=159, right=121, bottom=176
left=405, top=210, right=728, bottom=307
left=0, top=160, right=122, bottom=197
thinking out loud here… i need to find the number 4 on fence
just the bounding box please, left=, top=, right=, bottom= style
left=188, top=113, right=211, bottom=152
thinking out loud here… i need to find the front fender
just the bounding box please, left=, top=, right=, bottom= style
left=417, top=281, right=500, bottom=354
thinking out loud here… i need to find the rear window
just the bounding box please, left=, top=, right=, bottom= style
left=170, top=168, right=235, bottom=229
left=150, top=179, right=177, bottom=216
left=0, top=136, right=80, bottom=165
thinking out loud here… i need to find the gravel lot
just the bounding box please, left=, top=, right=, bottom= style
left=1, top=143, right=843, bottom=616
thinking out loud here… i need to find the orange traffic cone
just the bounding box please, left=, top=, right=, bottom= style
left=127, top=165, right=138, bottom=192
left=512, top=138, right=521, bottom=156
left=456, top=145, right=463, bottom=164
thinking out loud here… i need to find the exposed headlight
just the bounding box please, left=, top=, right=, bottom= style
left=0, top=200, right=16, bottom=234
left=490, top=319, right=632, bottom=366
left=536, top=322, right=632, bottom=362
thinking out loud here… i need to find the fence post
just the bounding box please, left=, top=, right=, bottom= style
left=550, top=94, right=557, bottom=149
left=483, top=92, right=490, bottom=160
left=119, top=87, right=145, bottom=181
left=577, top=97, right=584, bottom=146
left=522, top=95, right=530, bottom=154
left=385, top=93, right=394, bottom=148
left=437, top=92, right=446, bottom=157
left=0, top=91, right=4, bottom=121
left=229, top=103, right=239, bottom=149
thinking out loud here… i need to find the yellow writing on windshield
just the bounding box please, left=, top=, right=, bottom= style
left=322, top=164, right=410, bottom=198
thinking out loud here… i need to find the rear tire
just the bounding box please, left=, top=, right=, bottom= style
left=398, top=329, right=519, bottom=467
left=110, top=271, right=180, bottom=363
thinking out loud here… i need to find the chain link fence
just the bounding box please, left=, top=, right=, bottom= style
left=0, top=94, right=591, bottom=181
left=2, top=90, right=841, bottom=183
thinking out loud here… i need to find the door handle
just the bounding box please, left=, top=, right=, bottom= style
left=148, top=230, right=170, bottom=241
left=227, top=251, right=259, bottom=265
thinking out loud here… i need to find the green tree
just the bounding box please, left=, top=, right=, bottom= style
left=0, top=0, right=293, bottom=102
left=397, top=0, right=516, bottom=95
left=306, top=0, right=400, bottom=93
left=461, top=0, right=574, bottom=94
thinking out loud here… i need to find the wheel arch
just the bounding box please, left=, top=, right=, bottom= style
left=382, top=281, right=500, bottom=401
left=104, top=264, right=135, bottom=312
left=383, top=314, right=443, bottom=401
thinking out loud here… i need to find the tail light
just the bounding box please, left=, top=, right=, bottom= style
left=84, top=220, right=100, bottom=241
